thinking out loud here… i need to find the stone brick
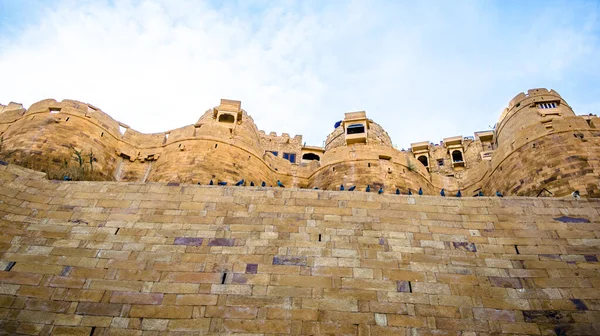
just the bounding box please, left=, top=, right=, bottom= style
left=222, top=319, right=291, bottom=334
left=267, top=286, right=312, bottom=298
left=272, top=255, right=307, bottom=266
left=175, top=294, right=218, bottom=305
left=129, top=305, right=192, bottom=318
left=173, top=237, right=204, bottom=246
left=275, top=275, right=332, bottom=288
left=205, top=306, right=258, bottom=319
left=211, top=284, right=253, bottom=295
left=76, top=302, right=123, bottom=316
left=109, top=292, right=163, bottom=305
left=167, top=318, right=211, bottom=331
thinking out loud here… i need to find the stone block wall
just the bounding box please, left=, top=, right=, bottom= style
left=0, top=164, right=599, bottom=335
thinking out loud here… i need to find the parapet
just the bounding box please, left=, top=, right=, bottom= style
left=506, top=88, right=561, bottom=110
left=260, top=131, right=303, bottom=144
left=0, top=102, right=24, bottom=114
left=474, top=130, right=494, bottom=142
left=218, top=99, right=241, bottom=112
left=344, top=111, right=366, bottom=121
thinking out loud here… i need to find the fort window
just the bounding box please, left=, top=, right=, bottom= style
left=346, top=124, right=365, bottom=135
left=537, top=102, right=557, bottom=109
left=418, top=156, right=428, bottom=167
left=437, top=159, right=444, bottom=166
left=218, top=114, right=235, bottom=123
left=49, top=107, right=61, bottom=114
left=268, top=151, right=278, bottom=157
left=302, top=153, right=320, bottom=161
left=452, top=150, right=463, bottom=163
left=379, top=155, right=392, bottom=160
left=283, top=153, right=296, bottom=163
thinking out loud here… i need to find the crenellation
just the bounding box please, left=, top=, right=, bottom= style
left=0, top=90, right=598, bottom=197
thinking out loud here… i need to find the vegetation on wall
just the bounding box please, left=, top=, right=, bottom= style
left=0, top=139, right=112, bottom=181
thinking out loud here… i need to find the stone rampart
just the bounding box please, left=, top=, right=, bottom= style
left=0, top=164, right=599, bottom=335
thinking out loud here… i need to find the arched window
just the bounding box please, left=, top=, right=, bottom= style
left=302, top=153, right=320, bottom=161
left=418, top=155, right=428, bottom=167
left=346, top=124, right=365, bottom=134
left=218, top=114, right=235, bottom=123
left=452, top=150, right=463, bottom=162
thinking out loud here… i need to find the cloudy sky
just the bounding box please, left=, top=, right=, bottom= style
left=1, top=0, right=599, bottom=148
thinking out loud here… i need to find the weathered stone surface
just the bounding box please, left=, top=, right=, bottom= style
left=2, top=90, right=598, bottom=197
left=0, top=164, right=598, bottom=335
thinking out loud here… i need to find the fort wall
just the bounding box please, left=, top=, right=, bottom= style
left=0, top=89, right=598, bottom=197
left=0, top=165, right=599, bottom=334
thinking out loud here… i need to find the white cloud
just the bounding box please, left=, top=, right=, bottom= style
left=1, top=0, right=599, bottom=148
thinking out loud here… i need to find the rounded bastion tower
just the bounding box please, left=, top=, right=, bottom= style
left=0, top=99, right=123, bottom=179
left=146, top=99, right=276, bottom=185
left=308, top=111, right=435, bottom=193
left=484, top=88, right=600, bottom=197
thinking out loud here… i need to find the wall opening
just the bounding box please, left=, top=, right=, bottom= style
left=283, top=153, right=296, bottom=163
left=218, top=114, right=235, bottom=123
left=302, top=153, right=320, bottom=161
left=49, top=107, right=61, bottom=114
left=417, top=155, right=428, bottom=167
left=537, top=102, right=557, bottom=109
left=437, top=159, right=444, bottom=166
left=346, top=124, right=365, bottom=134
left=452, top=150, right=463, bottom=163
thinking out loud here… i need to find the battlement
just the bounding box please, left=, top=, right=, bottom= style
left=0, top=90, right=598, bottom=198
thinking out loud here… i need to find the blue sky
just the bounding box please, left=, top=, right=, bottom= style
left=1, top=0, right=599, bottom=148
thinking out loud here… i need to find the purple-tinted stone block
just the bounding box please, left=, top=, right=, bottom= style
left=232, top=274, right=247, bottom=284
left=379, top=238, right=385, bottom=245
left=539, top=254, right=561, bottom=260
left=488, top=276, right=522, bottom=289
left=167, top=182, right=180, bottom=186
left=567, top=261, right=576, bottom=265
left=208, top=238, right=235, bottom=247
left=397, top=281, right=411, bottom=293
left=174, top=237, right=204, bottom=246
left=584, top=255, right=598, bottom=262
left=246, top=264, right=258, bottom=274
left=273, top=255, right=307, bottom=266
left=453, top=242, right=477, bottom=252
left=553, top=216, right=590, bottom=223
left=570, top=298, right=588, bottom=311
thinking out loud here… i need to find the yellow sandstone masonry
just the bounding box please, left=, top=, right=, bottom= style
left=0, top=164, right=600, bottom=335
left=1, top=89, right=600, bottom=198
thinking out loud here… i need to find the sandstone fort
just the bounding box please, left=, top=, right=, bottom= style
left=0, top=89, right=598, bottom=335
